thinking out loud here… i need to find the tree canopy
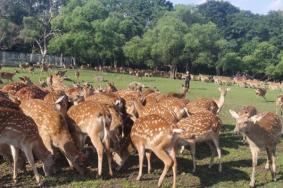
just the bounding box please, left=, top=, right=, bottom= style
left=2, top=0, right=283, bottom=79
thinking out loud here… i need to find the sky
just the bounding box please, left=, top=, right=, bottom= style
left=170, top=0, right=283, bottom=14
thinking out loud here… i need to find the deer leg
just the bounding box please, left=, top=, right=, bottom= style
left=206, top=141, right=216, bottom=169
left=212, top=137, right=222, bottom=172
left=168, top=147, right=177, bottom=188
left=145, top=151, right=152, bottom=174
left=22, top=145, right=41, bottom=185
left=10, top=145, right=19, bottom=183
left=136, top=145, right=145, bottom=181
left=266, top=148, right=276, bottom=181
left=271, top=148, right=277, bottom=181
left=152, top=146, right=172, bottom=188
left=189, top=143, right=196, bottom=173
left=89, top=135, right=104, bottom=176
left=103, top=135, right=113, bottom=177
left=250, top=146, right=259, bottom=187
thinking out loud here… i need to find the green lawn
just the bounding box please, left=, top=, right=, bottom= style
left=1, top=67, right=283, bottom=188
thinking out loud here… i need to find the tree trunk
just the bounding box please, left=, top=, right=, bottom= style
left=169, top=64, right=177, bottom=79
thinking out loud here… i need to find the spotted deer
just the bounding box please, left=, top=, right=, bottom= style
left=230, top=110, right=282, bottom=187
left=177, top=111, right=222, bottom=172
left=164, top=85, right=189, bottom=99
left=44, top=90, right=69, bottom=115
left=130, top=115, right=183, bottom=188
left=67, top=101, right=113, bottom=176
left=126, top=100, right=182, bottom=123
left=0, top=108, right=54, bottom=185
left=1, top=76, right=32, bottom=95
left=186, top=87, right=230, bottom=114
left=20, top=99, right=85, bottom=175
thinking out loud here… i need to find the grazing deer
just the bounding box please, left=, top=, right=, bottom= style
left=177, top=111, right=222, bottom=172
left=20, top=99, right=85, bottom=176
left=0, top=72, right=16, bottom=81
left=255, top=88, right=267, bottom=100
left=129, top=115, right=183, bottom=188
left=0, top=108, right=54, bottom=185
left=275, top=94, right=283, bottom=115
left=67, top=101, right=113, bottom=177
left=230, top=110, right=282, bottom=187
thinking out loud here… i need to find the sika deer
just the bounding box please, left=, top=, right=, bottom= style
left=177, top=111, right=222, bottom=172
left=20, top=99, right=85, bottom=175
left=44, top=90, right=69, bottom=115
left=230, top=110, right=282, bottom=187
left=130, top=115, right=183, bottom=188
left=67, top=101, right=113, bottom=176
left=0, top=108, right=54, bottom=185
left=186, top=87, right=230, bottom=114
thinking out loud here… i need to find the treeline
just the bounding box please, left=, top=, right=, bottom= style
left=1, top=0, right=283, bottom=79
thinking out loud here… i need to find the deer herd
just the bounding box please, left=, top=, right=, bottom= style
left=0, top=68, right=282, bottom=188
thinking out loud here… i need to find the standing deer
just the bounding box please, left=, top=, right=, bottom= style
left=20, top=99, right=85, bottom=176
left=177, top=111, right=222, bottom=172
left=275, top=94, right=283, bottom=115
left=0, top=108, right=54, bottom=185
left=67, top=101, right=113, bottom=177
left=255, top=88, right=267, bottom=100
left=230, top=110, right=282, bottom=187
left=0, top=72, right=16, bottom=82
left=130, top=115, right=183, bottom=188
left=186, top=87, right=230, bottom=114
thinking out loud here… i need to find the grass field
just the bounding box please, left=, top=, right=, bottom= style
left=1, top=67, right=283, bottom=188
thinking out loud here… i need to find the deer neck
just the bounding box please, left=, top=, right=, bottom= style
left=134, top=100, right=145, bottom=116
left=215, top=93, right=225, bottom=111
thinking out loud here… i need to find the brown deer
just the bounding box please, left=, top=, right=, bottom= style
left=255, top=88, right=267, bottom=100
left=106, top=82, right=118, bottom=92
left=129, top=115, right=183, bottom=188
left=230, top=110, right=282, bottom=187
left=75, top=70, right=80, bottom=83
left=177, top=111, right=222, bottom=172
left=20, top=99, right=85, bottom=176
left=0, top=72, right=16, bottom=81
left=0, top=143, right=26, bottom=173
left=67, top=101, right=113, bottom=177
left=0, top=97, right=20, bottom=110
left=0, top=108, right=54, bottom=185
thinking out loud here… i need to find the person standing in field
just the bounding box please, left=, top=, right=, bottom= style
left=184, top=71, right=191, bottom=89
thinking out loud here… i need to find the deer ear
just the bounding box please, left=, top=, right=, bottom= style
left=229, top=110, right=239, bottom=119
left=55, top=95, right=65, bottom=104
